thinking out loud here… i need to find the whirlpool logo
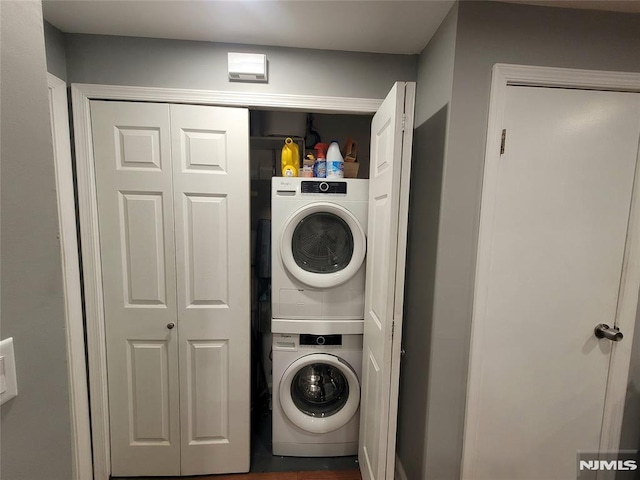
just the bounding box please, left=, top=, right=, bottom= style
left=579, top=460, right=638, bottom=471
left=577, top=452, right=639, bottom=478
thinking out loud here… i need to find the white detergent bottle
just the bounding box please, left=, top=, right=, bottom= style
left=326, top=141, right=344, bottom=179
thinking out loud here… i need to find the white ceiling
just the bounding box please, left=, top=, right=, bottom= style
left=42, top=0, right=455, bottom=55
left=42, top=0, right=640, bottom=56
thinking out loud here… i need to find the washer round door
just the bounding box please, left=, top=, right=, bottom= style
left=280, top=202, right=366, bottom=288
left=279, top=353, right=360, bottom=434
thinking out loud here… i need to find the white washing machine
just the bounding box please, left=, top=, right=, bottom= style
left=272, top=333, right=362, bottom=457
left=272, top=178, right=369, bottom=334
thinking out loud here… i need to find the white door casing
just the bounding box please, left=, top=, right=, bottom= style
left=169, top=104, right=250, bottom=475
left=72, top=83, right=384, bottom=480
left=462, top=79, right=640, bottom=479
left=359, top=81, right=416, bottom=480
left=91, top=101, right=181, bottom=476
left=47, top=73, right=93, bottom=480
left=71, top=83, right=382, bottom=480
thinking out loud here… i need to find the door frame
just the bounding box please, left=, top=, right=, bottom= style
left=462, top=64, right=640, bottom=476
left=70, top=83, right=383, bottom=480
left=48, top=74, right=94, bottom=480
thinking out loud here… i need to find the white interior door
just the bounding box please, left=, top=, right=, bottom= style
left=359, top=81, right=415, bottom=480
left=462, top=86, right=640, bottom=480
left=92, top=101, right=250, bottom=476
left=91, top=101, right=180, bottom=476
left=170, top=104, right=250, bottom=475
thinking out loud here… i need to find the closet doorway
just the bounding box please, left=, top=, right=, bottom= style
left=72, top=85, right=382, bottom=480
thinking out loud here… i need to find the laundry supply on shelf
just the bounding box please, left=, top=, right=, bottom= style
left=313, top=143, right=328, bottom=178
left=326, top=141, right=344, bottom=179
left=343, top=137, right=359, bottom=178
left=281, top=137, right=300, bottom=177
left=301, top=155, right=315, bottom=177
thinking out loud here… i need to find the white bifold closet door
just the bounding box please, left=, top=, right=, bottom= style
left=359, top=82, right=416, bottom=480
left=91, top=101, right=250, bottom=477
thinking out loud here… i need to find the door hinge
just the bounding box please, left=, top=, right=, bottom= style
left=401, top=114, right=406, bottom=132
left=500, top=129, right=506, bottom=155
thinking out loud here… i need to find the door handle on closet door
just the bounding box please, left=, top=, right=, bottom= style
left=167, top=322, right=175, bottom=330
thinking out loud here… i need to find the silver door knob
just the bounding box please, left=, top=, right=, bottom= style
left=594, top=323, right=623, bottom=342
left=167, top=322, right=175, bottom=330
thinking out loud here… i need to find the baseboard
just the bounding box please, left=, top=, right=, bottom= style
left=395, top=453, right=408, bottom=480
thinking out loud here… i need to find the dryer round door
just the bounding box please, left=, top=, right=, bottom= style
left=279, top=353, right=360, bottom=434
left=280, top=202, right=366, bottom=288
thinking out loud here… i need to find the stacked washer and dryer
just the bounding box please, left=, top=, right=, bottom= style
left=271, top=177, right=369, bottom=457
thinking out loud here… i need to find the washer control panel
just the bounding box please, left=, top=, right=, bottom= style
left=300, top=334, right=342, bottom=346
left=301, top=181, right=347, bottom=194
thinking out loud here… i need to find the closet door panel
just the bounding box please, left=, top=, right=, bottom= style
left=170, top=104, right=251, bottom=475
left=186, top=340, right=229, bottom=444
left=120, top=192, right=167, bottom=306
left=183, top=194, right=229, bottom=306
left=127, top=340, right=171, bottom=442
left=91, top=101, right=180, bottom=477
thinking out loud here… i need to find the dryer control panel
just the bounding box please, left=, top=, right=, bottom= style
left=300, top=334, right=342, bottom=346
left=301, top=181, right=347, bottom=194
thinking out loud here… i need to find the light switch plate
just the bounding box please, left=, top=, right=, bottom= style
left=0, top=337, right=18, bottom=405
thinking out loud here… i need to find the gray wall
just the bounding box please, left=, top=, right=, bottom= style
left=396, top=4, right=457, bottom=480
left=418, top=2, right=640, bottom=479
left=412, top=3, right=458, bottom=127
left=64, top=34, right=417, bottom=98
left=44, top=20, right=67, bottom=80
left=0, top=1, right=73, bottom=479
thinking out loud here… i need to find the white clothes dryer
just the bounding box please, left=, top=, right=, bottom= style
left=272, top=333, right=362, bottom=457
left=272, top=178, right=369, bottom=334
